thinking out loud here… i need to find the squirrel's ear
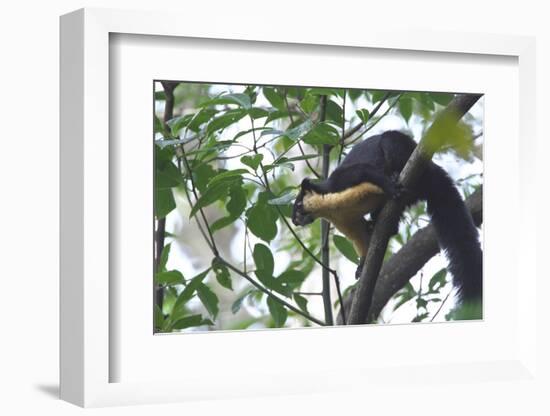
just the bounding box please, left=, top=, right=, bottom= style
left=301, top=178, right=313, bottom=190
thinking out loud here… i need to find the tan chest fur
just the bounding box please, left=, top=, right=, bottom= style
left=302, top=182, right=385, bottom=220
left=302, top=182, right=386, bottom=256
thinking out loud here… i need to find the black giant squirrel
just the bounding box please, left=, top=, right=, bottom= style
left=292, top=130, right=482, bottom=309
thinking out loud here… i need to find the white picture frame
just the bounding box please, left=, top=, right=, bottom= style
left=60, top=8, right=538, bottom=408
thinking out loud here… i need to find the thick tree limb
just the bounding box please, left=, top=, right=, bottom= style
left=347, top=94, right=483, bottom=325
left=337, top=186, right=482, bottom=324
left=155, top=81, right=178, bottom=311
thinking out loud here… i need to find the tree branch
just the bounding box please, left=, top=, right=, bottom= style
left=284, top=91, right=321, bottom=178
left=155, top=81, right=179, bottom=310
left=341, top=91, right=391, bottom=141
left=219, top=258, right=326, bottom=326
left=347, top=93, right=483, bottom=325
left=337, top=186, right=482, bottom=324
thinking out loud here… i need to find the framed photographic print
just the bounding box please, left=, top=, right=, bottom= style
left=150, top=80, right=483, bottom=333
left=60, top=7, right=538, bottom=408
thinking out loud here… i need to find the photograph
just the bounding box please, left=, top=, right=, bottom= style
left=153, top=81, right=484, bottom=333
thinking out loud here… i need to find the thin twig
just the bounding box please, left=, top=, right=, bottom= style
left=337, top=91, right=347, bottom=165
left=180, top=182, right=216, bottom=254
left=284, top=91, right=321, bottom=178
left=179, top=147, right=219, bottom=257
left=334, top=274, right=346, bottom=325
left=346, top=93, right=403, bottom=145
left=295, top=291, right=323, bottom=296
left=341, top=91, right=392, bottom=142
left=243, top=223, right=249, bottom=274
left=431, top=291, right=452, bottom=322
left=219, top=257, right=326, bottom=326
left=319, top=95, right=334, bottom=325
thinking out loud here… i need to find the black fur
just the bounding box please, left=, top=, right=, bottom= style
left=293, top=130, right=482, bottom=305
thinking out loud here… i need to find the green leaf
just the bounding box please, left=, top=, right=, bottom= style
left=231, top=290, right=253, bottom=314
left=199, top=93, right=251, bottom=109
left=278, top=270, right=306, bottom=289
left=225, top=93, right=252, bottom=109
left=167, top=113, right=193, bottom=136
left=267, top=296, right=287, bottom=327
left=293, top=293, right=309, bottom=314
left=154, top=305, right=164, bottom=331
left=347, top=89, right=361, bottom=100
left=155, top=138, right=191, bottom=149
left=446, top=300, right=482, bottom=321
left=251, top=245, right=291, bottom=297
left=155, top=143, right=174, bottom=163
left=333, top=235, right=359, bottom=264
left=393, top=282, right=417, bottom=311
left=371, top=90, right=389, bottom=103
left=155, top=270, right=184, bottom=286
left=156, top=161, right=182, bottom=189
left=189, top=179, right=237, bottom=218
left=281, top=119, right=313, bottom=141
left=416, top=297, right=428, bottom=309
left=188, top=108, right=218, bottom=132
left=425, top=116, right=474, bottom=158
left=154, top=115, right=165, bottom=134
left=241, top=154, right=264, bottom=170
left=326, top=100, right=344, bottom=125
left=162, top=287, right=178, bottom=316
left=300, top=93, right=320, bottom=113
left=263, top=162, right=295, bottom=173
left=159, top=243, right=171, bottom=272
left=210, top=216, right=236, bottom=232
left=265, top=110, right=290, bottom=124
left=171, top=269, right=210, bottom=322
left=212, top=258, right=232, bottom=290
left=248, top=107, right=269, bottom=119
left=356, top=109, right=370, bottom=123
left=259, top=128, right=284, bottom=138
left=419, top=93, right=435, bottom=111
left=253, top=243, right=274, bottom=280
left=155, top=188, right=176, bottom=219
left=172, top=314, right=204, bottom=330
left=263, top=87, right=286, bottom=111
left=268, top=191, right=296, bottom=206
left=227, top=186, right=247, bottom=217
left=247, top=202, right=278, bottom=242
left=192, top=163, right=217, bottom=193
left=197, top=283, right=219, bottom=318
left=233, top=126, right=272, bottom=141
left=428, top=268, right=447, bottom=292
left=429, top=92, right=454, bottom=106
left=207, top=169, right=248, bottom=188
left=302, top=122, right=339, bottom=146
left=211, top=185, right=247, bottom=232
left=398, top=97, right=413, bottom=123
left=206, top=109, right=247, bottom=134
left=155, top=91, right=166, bottom=101
left=308, top=87, right=345, bottom=97
left=412, top=312, right=430, bottom=322
left=276, top=154, right=319, bottom=164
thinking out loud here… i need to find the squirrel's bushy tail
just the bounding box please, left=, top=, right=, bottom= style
left=420, top=164, right=483, bottom=303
